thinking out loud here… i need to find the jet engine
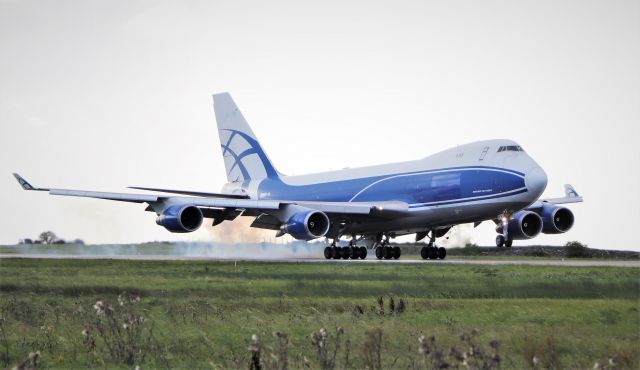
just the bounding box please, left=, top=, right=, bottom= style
left=156, top=204, right=203, bottom=233
left=284, top=210, right=330, bottom=240
left=496, top=210, right=543, bottom=240
left=540, top=204, right=574, bottom=234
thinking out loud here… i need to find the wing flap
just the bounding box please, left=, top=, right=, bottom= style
left=128, top=186, right=249, bottom=199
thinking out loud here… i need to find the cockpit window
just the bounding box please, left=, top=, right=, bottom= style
left=497, top=145, right=524, bottom=153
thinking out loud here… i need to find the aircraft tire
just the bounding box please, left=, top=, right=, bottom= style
left=393, top=246, right=401, bottom=259
left=375, top=247, right=383, bottom=259
left=359, top=247, right=367, bottom=259
left=428, top=247, right=438, bottom=260
left=420, top=247, right=429, bottom=259
left=496, top=235, right=505, bottom=248
left=437, top=247, right=446, bottom=259
left=341, top=247, right=349, bottom=259
left=505, top=239, right=513, bottom=248
left=383, top=247, right=393, bottom=259
left=323, top=247, right=332, bottom=259
left=332, top=247, right=340, bottom=259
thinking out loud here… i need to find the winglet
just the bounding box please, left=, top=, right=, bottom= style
left=13, top=173, right=47, bottom=191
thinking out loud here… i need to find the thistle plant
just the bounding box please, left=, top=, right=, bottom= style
left=249, top=334, right=262, bottom=370
left=83, top=292, right=153, bottom=366
left=417, top=329, right=501, bottom=369
left=310, top=327, right=344, bottom=370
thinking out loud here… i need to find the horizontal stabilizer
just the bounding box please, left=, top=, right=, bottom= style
left=528, top=184, right=583, bottom=208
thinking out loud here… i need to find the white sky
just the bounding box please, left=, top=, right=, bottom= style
left=0, top=0, right=638, bottom=250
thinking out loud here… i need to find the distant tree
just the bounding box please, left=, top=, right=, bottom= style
left=565, top=241, right=591, bottom=258
left=72, top=239, right=85, bottom=245
left=38, top=231, right=57, bottom=244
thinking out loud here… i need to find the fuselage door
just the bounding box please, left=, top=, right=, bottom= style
left=478, top=146, right=489, bottom=161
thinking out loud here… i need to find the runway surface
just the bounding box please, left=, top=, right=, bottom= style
left=1, top=254, right=638, bottom=267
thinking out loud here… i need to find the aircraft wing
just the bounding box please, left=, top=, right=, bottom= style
left=527, top=184, right=583, bottom=209
left=13, top=173, right=407, bottom=218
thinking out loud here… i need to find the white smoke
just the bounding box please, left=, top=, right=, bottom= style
left=171, top=241, right=323, bottom=259
left=204, top=216, right=273, bottom=244
left=5, top=241, right=325, bottom=260
left=438, top=223, right=475, bottom=248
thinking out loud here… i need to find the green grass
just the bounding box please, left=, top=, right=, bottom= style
left=1, top=259, right=638, bottom=369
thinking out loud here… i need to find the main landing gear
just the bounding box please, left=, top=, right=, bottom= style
left=374, top=244, right=401, bottom=260
left=420, top=232, right=447, bottom=260
left=323, top=239, right=367, bottom=260
left=374, top=235, right=401, bottom=260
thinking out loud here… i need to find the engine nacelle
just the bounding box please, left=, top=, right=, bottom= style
left=284, top=210, right=330, bottom=240
left=540, top=204, right=574, bottom=234
left=496, top=210, right=543, bottom=240
left=156, top=204, right=203, bottom=233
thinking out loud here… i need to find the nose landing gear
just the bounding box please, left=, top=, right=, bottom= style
left=495, top=234, right=513, bottom=248
left=495, top=213, right=513, bottom=248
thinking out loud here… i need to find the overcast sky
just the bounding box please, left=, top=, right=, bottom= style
left=0, top=0, right=638, bottom=250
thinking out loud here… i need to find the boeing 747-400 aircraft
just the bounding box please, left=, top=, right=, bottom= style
left=14, top=93, right=583, bottom=260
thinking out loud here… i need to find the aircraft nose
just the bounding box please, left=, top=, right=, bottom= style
left=525, top=166, right=548, bottom=198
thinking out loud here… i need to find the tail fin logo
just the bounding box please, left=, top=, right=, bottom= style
left=564, top=184, right=579, bottom=198
left=214, top=93, right=280, bottom=183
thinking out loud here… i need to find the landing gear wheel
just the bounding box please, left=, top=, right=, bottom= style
left=375, top=247, right=383, bottom=260
left=393, top=246, right=401, bottom=259
left=323, top=247, right=332, bottom=259
left=359, top=247, right=367, bottom=259
left=428, top=247, right=438, bottom=260
left=496, top=235, right=505, bottom=248
left=331, top=247, right=340, bottom=259
left=420, top=247, right=429, bottom=260
left=437, top=247, right=447, bottom=260
left=341, top=247, right=349, bottom=259
left=383, top=247, right=392, bottom=259
left=505, top=239, right=513, bottom=248
left=348, top=247, right=358, bottom=259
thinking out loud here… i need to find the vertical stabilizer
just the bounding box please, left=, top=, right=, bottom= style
left=213, top=93, right=280, bottom=183
left=564, top=184, right=579, bottom=198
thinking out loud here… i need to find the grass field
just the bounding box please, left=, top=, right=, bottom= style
left=0, top=259, right=638, bottom=369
